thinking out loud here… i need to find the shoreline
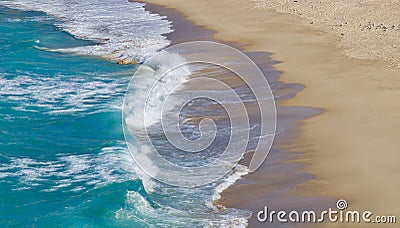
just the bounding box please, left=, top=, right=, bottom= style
left=142, top=0, right=400, bottom=226
left=141, top=1, right=332, bottom=226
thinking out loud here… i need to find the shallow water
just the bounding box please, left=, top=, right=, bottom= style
left=0, top=4, right=251, bottom=227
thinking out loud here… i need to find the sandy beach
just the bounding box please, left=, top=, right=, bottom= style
left=142, top=0, right=400, bottom=226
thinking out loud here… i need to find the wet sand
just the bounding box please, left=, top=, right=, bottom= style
left=141, top=2, right=331, bottom=226
left=141, top=0, right=400, bottom=227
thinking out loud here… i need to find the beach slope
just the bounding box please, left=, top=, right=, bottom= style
left=143, top=0, right=400, bottom=225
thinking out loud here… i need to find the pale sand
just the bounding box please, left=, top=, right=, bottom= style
left=251, top=0, right=400, bottom=66
left=142, top=0, right=400, bottom=224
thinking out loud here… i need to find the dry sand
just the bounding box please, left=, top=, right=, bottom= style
left=142, top=0, right=400, bottom=225
left=251, top=0, right=400, bottom=66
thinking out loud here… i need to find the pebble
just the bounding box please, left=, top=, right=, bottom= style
left=362, top=22, right=399, bottom=31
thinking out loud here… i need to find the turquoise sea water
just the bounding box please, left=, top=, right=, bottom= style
left=0, top=4, right=251, bottom=227
left=0, top=7, right=144, bottom=227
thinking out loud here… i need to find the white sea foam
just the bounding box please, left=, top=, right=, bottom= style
left=124, top=50, right=190, bottom=132
left=0, top=0, right=173, bottom=63
left=0, top=142, right=138, bottom=192
left=116, top=187, right=251, bottom=227
left=0, top=73, right=129, bottom=115
left=122, top=50, right=252, bottom=226
left=0, top=2, right=253, bottom=225
left=4, top=15, right=51, bottom=23
left=0, top=142, right=251, bottom=226
left=213, top=164, right=249, bottom=202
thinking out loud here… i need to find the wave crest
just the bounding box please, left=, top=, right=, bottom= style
left=0, top=0, right=173, bottom=63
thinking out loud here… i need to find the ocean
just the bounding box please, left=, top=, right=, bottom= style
left=0, top=1, right=252, bottom=227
